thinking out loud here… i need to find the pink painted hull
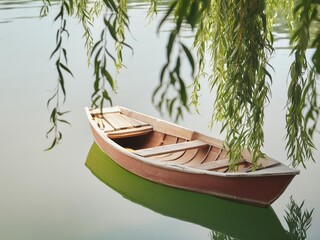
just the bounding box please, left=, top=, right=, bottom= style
left=90, top=125, right=295, bottom=207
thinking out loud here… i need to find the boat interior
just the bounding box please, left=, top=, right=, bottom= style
left=90, top=109, right=280, bottom=173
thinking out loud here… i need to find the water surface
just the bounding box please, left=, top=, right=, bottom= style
left=0, top=1, right=319, bottom=239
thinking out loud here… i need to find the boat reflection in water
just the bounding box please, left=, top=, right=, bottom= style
left=86, top=143, right=291, bottom=240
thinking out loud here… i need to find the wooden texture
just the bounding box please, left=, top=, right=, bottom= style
left=107, top=126, right=153, bottom=139
left=85, top=106, right=300, bottom=207
left=153, top=120, right=194, bottom=140
left=90, top=106, right=121, bottom=115
left=134, top=140, right=208, bottom=157
left=119, top=114, right=146, bottom=127
left=99, top=118, right=114, bottom=132
left=194, top=159, right=246, bottom=171
left=91, top=111, right=154, bottom=138
left=103, top=113, right=128, bottom=130
left=241, top=150, right=280, bottom=169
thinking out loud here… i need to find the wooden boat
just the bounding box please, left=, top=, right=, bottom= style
left=85, top=106, right=299, bottom=207
left=86, top=142, right=291, bottom=240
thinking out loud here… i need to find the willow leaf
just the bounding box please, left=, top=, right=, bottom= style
left=167, top=32, right=176, bottom=61
left=50, top=39, right=62, bottom=59
left=102, top=69, right=115, bottom=90
left=45, top=137, right=57, bottom=151
left=180, top=42, right=195, bottom=74
left=157, top=0, right=177, bottom=32
left=59, top=62, right=73, bottom=77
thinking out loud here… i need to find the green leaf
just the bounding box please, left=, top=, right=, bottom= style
left=50, top=107, right=57, bottom=123
left=167, top=31, right=176, bottom=61
left=47, top=92, right=57, bottom=108
left=180, top=42, right=195, bottom=74
left=187, top=0, right=200, bottom=29
left=57, top=119, right=71, bottom=125
left=91, top=95, right=101, bottom=107
left=63, top=1, right=70, bottom=15
left=102, top=69, right=116, bottom=90
left=54, top=6, right=63, bottom=22
left=102, top=90, right=112, bottom=105
left=152, top=84, right=162, bottom=104
left=46, top=126, right=55, bottom=138
left=59, top=62, right=73, bottom=77
left=179, top=79, right=187, bottom=106
left=56, top=62, right=67, bottom=101
left=160, top=63, right=168, bottom=83
left=104, top=17, right=118, bottom=41
left=57, top=110, right=70, bottom=116
left=157, top=0, right=177, bottom=32
left=62, top=48, right=68, bottom=64
left=103, top=0, right=118, bottom=13
left=45, top=137, right=57, bottom=151
left=168, top=98, right=177, bottom=116
left=91, top=40, right=102, bottom=57
left=50, top=38, right=62, bottom=59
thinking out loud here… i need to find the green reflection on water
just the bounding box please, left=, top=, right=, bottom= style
left=85, top=143, right=291, bottom=240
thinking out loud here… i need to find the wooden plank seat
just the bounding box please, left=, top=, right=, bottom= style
left=240, top=150, right=281, bottom=172
left=194, top=158, right=280, bottom=172
left=193, top=159, right=246, bottom=171
left=94, top=112, right=153, bottom=139
left=134, top=140, right=208, bottom=157
left=239, top=161, right=281, bottom=173
left=107, top=126, right=153, bottom=139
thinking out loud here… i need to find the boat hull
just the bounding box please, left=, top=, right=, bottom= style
left=90, top=125, right=295, bottom=207
left=86, top=142, right=290, bottom=240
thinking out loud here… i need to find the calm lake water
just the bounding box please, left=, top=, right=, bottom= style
left=1, top=1, right=320, bottom=239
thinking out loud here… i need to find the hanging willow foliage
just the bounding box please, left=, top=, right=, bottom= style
left=284, top=197, right=314, bottom=239
left=153, top=0, right=276, bottom=169
left=152, top=0, right=209, bottom=120
left=286, top=0, right=320, bottom=168
left=43, top=0, right=73, bottom=150
left=193, top=0, right=274, bottom=168
left=156, top=0, right=319, bottom=169
left=90, top=0, right=132, bottom=110
left=41, top=0, right=319, bottom=170
left=42, top=0, right=131, bottom=149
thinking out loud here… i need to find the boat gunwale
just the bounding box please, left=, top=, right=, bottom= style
left=85, top=107, right=300, bottom=178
